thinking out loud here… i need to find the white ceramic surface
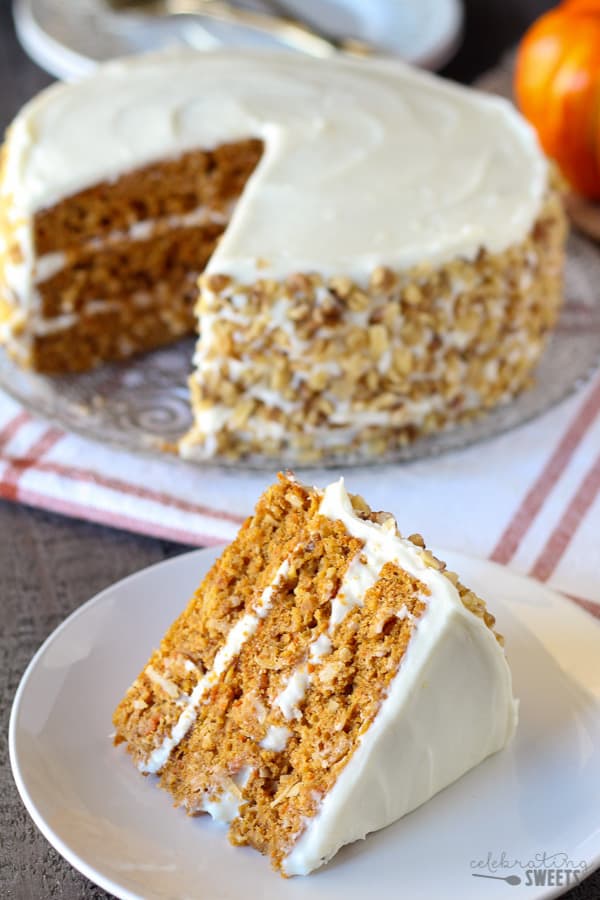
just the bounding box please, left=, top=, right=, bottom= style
left=13, top=0, right=464, bottom=80
left=9, top=546, right=600, bottom=900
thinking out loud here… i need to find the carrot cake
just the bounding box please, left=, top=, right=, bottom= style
left=0, top=50, right=566, bottom=463
left=113, top=474, right=518, bottom=876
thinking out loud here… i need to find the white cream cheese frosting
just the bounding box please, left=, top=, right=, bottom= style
left=282, top=480, right=518, bottom=875
left=2, top=48, right=547, bottom=287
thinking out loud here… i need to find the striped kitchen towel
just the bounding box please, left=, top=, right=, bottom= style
left=0, top=368, right=599, bottom=614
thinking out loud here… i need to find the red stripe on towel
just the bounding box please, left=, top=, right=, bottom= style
left=7, top=457, right=246, bottom=526
left=565, top=593, right=600, bottom=620
left=490, top=377, right=600, bottom=565
left=0, top=485, right=227, bottom=546
left=0, top=411, right=30, bottom=452
left=0, top=427, right=64, bottom=501
left=530, top=451, right=600, bottom=582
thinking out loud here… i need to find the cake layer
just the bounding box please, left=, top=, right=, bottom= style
left=23, top=292, right=194, bottom=373
left=36, top=218, right=224, bottom=317
left=113, top=475, right=518, bottom=875
left=31, top=140, right=262, bottom=256
left=0, top=140, right=263, bottom=371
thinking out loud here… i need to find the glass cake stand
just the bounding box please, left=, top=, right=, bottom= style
left=1, top=230, right=600, bottom=470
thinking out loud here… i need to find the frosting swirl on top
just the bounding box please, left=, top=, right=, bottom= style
left=2, top=49, right=547, bottom=282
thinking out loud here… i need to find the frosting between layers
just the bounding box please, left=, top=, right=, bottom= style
left=260, top=725, right=292, bottom=752
left=139, top=555, right=291, bottom=775
left=282, top=480, right=518, bottom=875
left=0, top=203, right=230, bottom=348
left=199, top=765, right=253, bottom=823
left=2, top=49, right=547, bottom=285
left=31, top=204, right=231, bottom=286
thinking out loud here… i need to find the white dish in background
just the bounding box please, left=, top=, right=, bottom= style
left=9, top=545, right=600, bottom=900
left=13, top=0, right=464, bottom=80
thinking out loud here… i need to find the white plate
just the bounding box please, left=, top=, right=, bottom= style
left=13, top=0, right=464, bottom=81
left=9, top=546, right=600, bottom=900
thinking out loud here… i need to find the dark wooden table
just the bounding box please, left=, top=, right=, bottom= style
left=1, top=1, right=598, bottom=897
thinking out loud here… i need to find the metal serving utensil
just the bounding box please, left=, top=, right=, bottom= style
left=106, top=0, right=375, bottom=58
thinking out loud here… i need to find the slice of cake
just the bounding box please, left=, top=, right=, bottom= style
left=0, top=50, right=566, bottom=463
left=113, top=474, right=518, bottom=876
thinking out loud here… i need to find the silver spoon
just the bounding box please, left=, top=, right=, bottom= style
left=108, top=0, right=375, bottom=58
left=260, top=0, right=367, bottom=54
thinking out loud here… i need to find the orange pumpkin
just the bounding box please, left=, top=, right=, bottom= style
left=563, top=1, right=600, bottom=10
left=515, top=1, right=600, bottom=198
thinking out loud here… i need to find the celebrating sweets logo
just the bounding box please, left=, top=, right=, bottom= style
left=470, top=851, right=588, bottom=888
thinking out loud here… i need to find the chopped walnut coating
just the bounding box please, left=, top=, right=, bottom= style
left=182, top=183, right=567, bottom=463
left=418, top=543, right=504, bottom=645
